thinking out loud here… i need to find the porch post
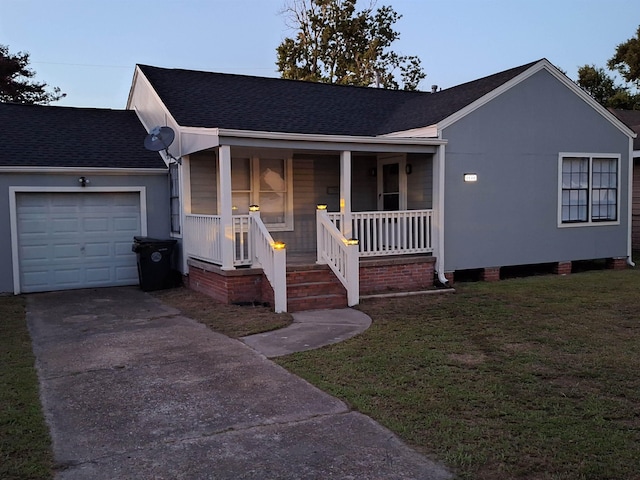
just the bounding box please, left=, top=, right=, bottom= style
left=340, top=150, right=353, bottom=238
left=432, top=143, right=448, bottom=283
left=218, top=145, right=235, bottom=270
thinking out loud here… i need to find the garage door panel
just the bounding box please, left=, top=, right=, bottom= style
left=53, top=243, right=82, bottom=260
left=17, top=192, right=143, bottom=293
left=114, top=216, right=140, bottom=232
left=52, top=218, right=80, bottom=234
left=84, top=242, right=111, bottom=258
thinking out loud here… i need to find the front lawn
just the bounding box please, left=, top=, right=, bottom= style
left=276, top=269, right=640, bottom=479
left=0, top=295, right=53, bottom=480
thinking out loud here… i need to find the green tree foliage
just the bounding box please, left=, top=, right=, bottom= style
left=607, top=25, right=640, bottom=89
left=276, top=0, right=425, bottom=90
left=576, top=25, right=640, bottom=110
left=0, top=44, right=65, bottom=104
left=577, top=65, right=638, bottom=109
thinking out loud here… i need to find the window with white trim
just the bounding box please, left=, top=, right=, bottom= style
left=169, top=163, right=181, bottom=233
left=231, top=156, right=293, bottom=230
left=559, top=154, right=619, bottom=225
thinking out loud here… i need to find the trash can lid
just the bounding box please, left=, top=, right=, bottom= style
left=133, top=236, right=178, bottom=245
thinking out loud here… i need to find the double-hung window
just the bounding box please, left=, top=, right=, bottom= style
left=231, top=155, right=293, bottom=230
left=559, top=154, right=619, bottom=225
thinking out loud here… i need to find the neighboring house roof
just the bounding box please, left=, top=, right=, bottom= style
left=137, top=60, right=539, bottom=136
left=609, top=109, right=640, bottom=151
left=0, top=102, right=166, bottom=169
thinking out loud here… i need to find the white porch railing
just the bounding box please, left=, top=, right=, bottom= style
left=184, top=213, right=287, bottom=313
left=328, top=210, right=433, bottom=257
left=249, top=212, right=287, bottom=313
left=184, top=214, right=253, bottom=266
left=316, top=209, right=360, bottom=306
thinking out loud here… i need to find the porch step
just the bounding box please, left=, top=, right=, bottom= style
left=286, top=265, right=348, bottom=312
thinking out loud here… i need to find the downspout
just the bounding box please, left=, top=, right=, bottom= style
left=627, top=136, right=636, bottom=267
left=434, top=142, right=450, bottom=286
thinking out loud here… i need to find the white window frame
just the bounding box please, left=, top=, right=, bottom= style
left=557, top=153, right=621, bottom=228
left=229, top=152, right=294, bottom=231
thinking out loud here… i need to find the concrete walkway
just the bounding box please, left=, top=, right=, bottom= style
left=27, top=287, right=452, bottom=480
left=241, top=308, right=372, bottom=357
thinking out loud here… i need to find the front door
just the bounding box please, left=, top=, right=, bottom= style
left=377, top=155, right=406, bottom=211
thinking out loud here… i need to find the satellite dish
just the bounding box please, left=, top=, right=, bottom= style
left=144, top=126, right=175, bottom=151
left=144, top=126, right=181, bottom=164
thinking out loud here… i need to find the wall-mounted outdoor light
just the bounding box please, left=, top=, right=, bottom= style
left=463, top=173, right=478, bottom=183
left=345, top=238, right=359, bottom=246
left=369, top=168, right=377, bottom=177
left=272, top=241, right=286, bottom=250
left=249, top=205, right=260, bottom=212
left=405, top=164, right=412, bottom=175
left=78, top=176, right=90, bottom=187
left=316, top=204, right=328, bottom=210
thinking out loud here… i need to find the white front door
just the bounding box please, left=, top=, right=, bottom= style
left=377, top=155, right=407, bottom=211
left=16, top=192, right=142, bottom=293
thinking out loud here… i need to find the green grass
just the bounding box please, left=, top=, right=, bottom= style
left=0, top=296, right=53, bottom=480
left=275, top=270, right=640, bottom=480
left=153, top=287, right=293, bottom=338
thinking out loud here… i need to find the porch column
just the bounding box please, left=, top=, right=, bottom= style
left=218, top=145, right=235, bottom=270
left=432, top=144, right=447, bottom=283
left=340, top=150, right=353, bottom=238
left=180, top=155, right=191, bottom=274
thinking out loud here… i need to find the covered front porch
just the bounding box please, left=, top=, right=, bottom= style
left=178, top=132, right=447, bottom=312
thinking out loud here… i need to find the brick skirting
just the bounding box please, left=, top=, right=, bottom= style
left=187, top=259, right=264, bottom=305
left=359, top=256, right=435, bottom=295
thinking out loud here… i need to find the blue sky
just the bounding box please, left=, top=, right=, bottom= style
left=2, top=0, right=639, bottom=109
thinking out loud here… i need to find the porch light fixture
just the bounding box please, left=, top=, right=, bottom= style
left=272, top=241, right=286, bottom=250
left=78, top=176, right=89, bottom=187
left=405, top=164, right=412, bottom=175
left=316, top=204, right=327, bottom=210
left=249, top=204, right=260, bottom=212
left=464, top=173, right=478, bottom=183
left=369, top=167, right=377, bottom=177
left=346, top=238, right=359, bottom=246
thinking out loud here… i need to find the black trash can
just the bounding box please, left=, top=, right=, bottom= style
left=131, top=236, right=178, bottom=292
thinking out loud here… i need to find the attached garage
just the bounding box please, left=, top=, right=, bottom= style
left=13, top=190, right=145, bottom=293
left=0, top=103, right=171, bottom=295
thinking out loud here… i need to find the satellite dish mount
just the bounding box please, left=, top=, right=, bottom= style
left=144, top=126, right=181, bottom=164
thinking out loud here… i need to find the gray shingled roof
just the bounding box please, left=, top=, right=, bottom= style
left=610, top=109, right=640, bottom=151
left=0, top=103, right=166, bottom=169
left=138, top=60, right=540, bottom=136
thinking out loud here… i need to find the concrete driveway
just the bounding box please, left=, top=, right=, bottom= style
left=27, top=287, right=452, bottom=479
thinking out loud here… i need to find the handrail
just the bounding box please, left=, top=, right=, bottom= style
left=316, top=209, right=359, bottom=306
left=250, top=212, right=287, bottom=313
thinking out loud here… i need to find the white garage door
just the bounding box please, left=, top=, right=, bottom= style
left=16, top=192, right=142, bottom=293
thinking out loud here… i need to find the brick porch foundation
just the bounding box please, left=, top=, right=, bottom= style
left=186, top=259, right=264, bottom=305
left=359, top=256, right=435, bottom=295
left=186, top=256, right=438, bottom=310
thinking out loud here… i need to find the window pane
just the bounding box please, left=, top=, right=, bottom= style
left=260, top=158, right=285, bottom=192
left=232, top=158, right=251, bottom=191
left=232, top=193, right=250, bottom=215
left=260, top=192, right=285, bottom=224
